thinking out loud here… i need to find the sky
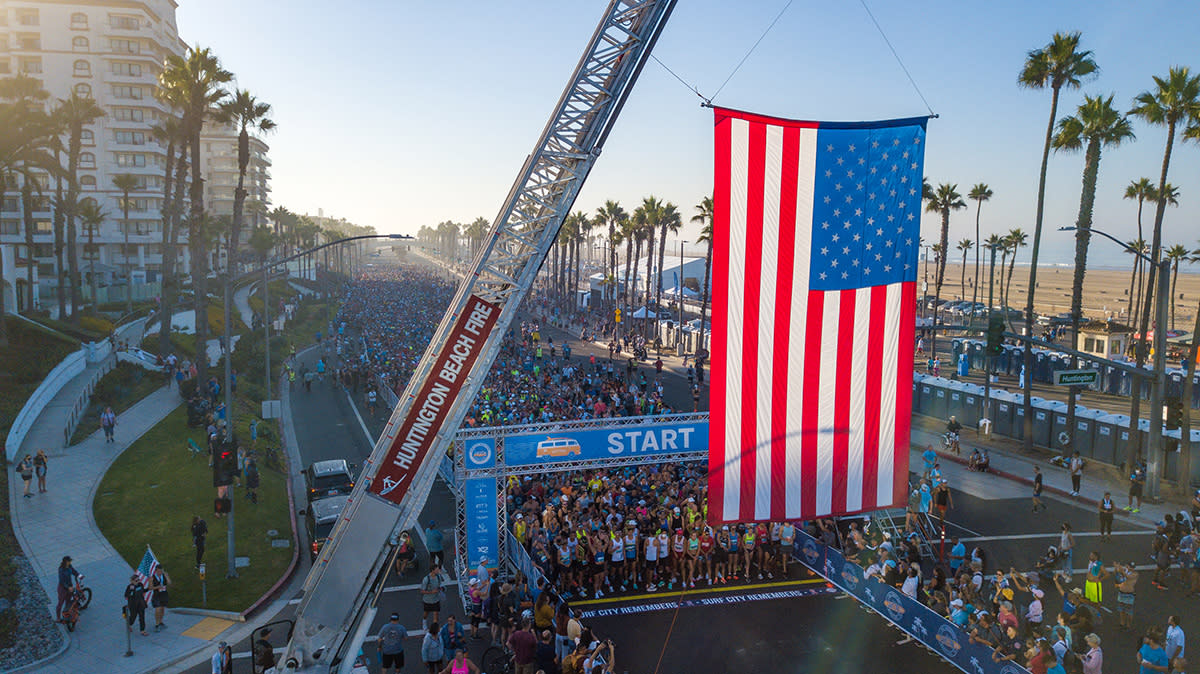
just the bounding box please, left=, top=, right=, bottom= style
left=176, top=0, right=1200, bottom=269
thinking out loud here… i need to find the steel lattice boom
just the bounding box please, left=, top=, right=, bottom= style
left=281, top=2, right=676, bottom=671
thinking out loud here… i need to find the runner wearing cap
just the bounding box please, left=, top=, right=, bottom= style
left=378, top=612, right=408, bottom=674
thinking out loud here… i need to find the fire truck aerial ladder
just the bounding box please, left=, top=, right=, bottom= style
left=281, top=1, right=677, bottom=670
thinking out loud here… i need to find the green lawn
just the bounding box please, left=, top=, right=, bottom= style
left=69, top=362, right=166, bottom=445
left=93, top=407, right=292, bottom=612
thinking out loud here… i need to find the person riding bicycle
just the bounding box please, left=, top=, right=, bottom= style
left=56, top=556, right=80, bottom=622
left=946, top=416, right=963, bottom=455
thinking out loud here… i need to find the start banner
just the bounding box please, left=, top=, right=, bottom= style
left=371, top=295, right=500, bottom=504
left=504, top=419, right=708, bottom=467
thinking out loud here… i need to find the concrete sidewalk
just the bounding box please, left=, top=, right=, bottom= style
left=7, top=382, right=222, bottom=674
left=910, top=414, right=1188, bottom=529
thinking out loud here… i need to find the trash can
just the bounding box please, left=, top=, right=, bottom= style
left=1092, top=414, right=1125, bottom=466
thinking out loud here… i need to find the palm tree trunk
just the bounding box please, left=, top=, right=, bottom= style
left=960, top=251, right=968, bottom=304
left=54, top=156, right=66, bottom=320
left=933, top=210, right=950, bottom=354
left=189, top=126, right=209, bottom=382
left=230, top=128, right=249, bottom=274
left=87, top=222, right=99, bottom=313
left=656, top=224, right=668, bottom=331
left=1067, top=137, right=1103, bottom=440
left=1023, top=84, right=1064, bottom=451
left=624, top=237, right=633, bottom=327
left=1179, top=297, right=1200, bottom=486
left=160, top=142, right=186, bottom=356
left=1127, top=256, right=1140, bottom=325
left=1129, top=119, right=1178, bottom=471
left=21, top=182, right=35, bottom=313
left=123, top=194, right=132, bottom=314
left=972, top=204, right=982, bottom=320
left=0, top=182, right=7, bottom=345
left=1171, top=262, right=1180, bottom=330
left=645, top=228, right=655, bottom=337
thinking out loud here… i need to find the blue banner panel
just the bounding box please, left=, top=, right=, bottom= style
left=795, top=531, right=1031, bottom=674
left=504, top=420, right=708, bottom=466
left=465, top=476, right=498, bottom=570
left=464, top=438, right=496, bottom=469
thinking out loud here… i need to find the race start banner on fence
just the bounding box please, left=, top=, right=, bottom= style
left=503, top=419, right=709, bottom=467
left=794, top=530, right=1031, bottom=674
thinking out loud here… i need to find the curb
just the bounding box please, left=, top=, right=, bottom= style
left=171, top=607, right=245, bottom=622
left=240, top=355, right=308, bottom=619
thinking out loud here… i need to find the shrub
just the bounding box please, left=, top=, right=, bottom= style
left=79, top=315, right=116, bottom=335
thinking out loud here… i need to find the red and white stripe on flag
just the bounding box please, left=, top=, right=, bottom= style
left=707, top=107, right=925, bottom=524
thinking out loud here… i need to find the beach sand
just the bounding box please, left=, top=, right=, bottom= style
left=929, top=262, right=1200, bottom=329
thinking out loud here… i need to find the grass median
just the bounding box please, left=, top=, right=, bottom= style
left=93, top=406, right=292, bottom=612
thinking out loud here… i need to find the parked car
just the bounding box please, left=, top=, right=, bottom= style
left=301, top=494, right=350, bottom=561
left=302, top=459, right=356, bottom=505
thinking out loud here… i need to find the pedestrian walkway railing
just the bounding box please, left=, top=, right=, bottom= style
left=794, top=530, right=1032, bottom=674
left=63, top=353, right=117, bottom=447
left=5, top=349, right=87, bottom=461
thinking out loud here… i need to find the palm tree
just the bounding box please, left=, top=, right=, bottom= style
left=1166, top=244, right=1191, bottom=330
left=217, top=89, right=275, bottom=269
left=619, top=211, right=639, bottom=322
left=78, top=199, right=106, bottom=312
left=465, top=217, right=490, bottom=257
left=1018, top=31, right=1098, bottom=450
left=967, top=183, right=993, bottom=316
left=636, top=196, right=662, bottom=333
left=1002, top=229, right=1029, bottom=324
left=595, top=200, right=626, bottom=309
left=1124, top=178, right=1156, bottom=322
left=1128, top=66, right=1200, bottom=472
left=923, top=182, right=966, bottom=351
left=112, top=173, right=140, bottom=314
left=693, top=196, right=714, bottom=360
left=161, top=46, right=232, bottom=380
left=984, top=233, right=1006, bottom=305
left=53, top=91, right=104, bottom=323
left=1052, top=93, right=1136, bottom=438
left=150, top=111, right=188, bottom=355
left=654, top=201, right=681, bottom=328
left=957, top=238, right=974, bottom=301
left=0, top=76, right=53, bottom=316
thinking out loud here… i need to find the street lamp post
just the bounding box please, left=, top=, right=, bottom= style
left=220, top=233, right=409, bottom=579
left=1061, top=226, right=1171, bottom=498
left=677, top=240, right=687, bottom=350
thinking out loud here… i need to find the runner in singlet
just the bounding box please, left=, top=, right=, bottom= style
left=610, top=531, right=624, bottom=590
left=685, top=530, right=701, bottom=588
left=670, top=530, right=686, bottom=590
left=714, top=527, right=730, bottom=584
left=779, top=521, right=796, bottom=577
left=624, top=527, right=639, bottom=590
left=699, top=528, right=715, bottom=585
left=644, top=531, right=659, bottom=591
left=556, top=539, right=572, bottom=591
left=574, top=540, right=589, bottom=597
left=590, top=532, right=608, bottom=598
left=657, top=531, right=670, bottom=589
left=755, top=523, right=770, bottom=579
left=728, top=527, right=741, bottom=580
left=742, top=526, right=757, bottom=580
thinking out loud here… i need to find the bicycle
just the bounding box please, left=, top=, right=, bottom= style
left=481, top=644, right=514, bottom=674
left=60, top=577, right=93, bottom=632
left=942, top=432, right=960, bottom=455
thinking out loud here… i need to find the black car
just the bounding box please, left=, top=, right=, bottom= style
left=302, top=459, right=355, bottom=504
left=302, top=494, right=350, bottom=561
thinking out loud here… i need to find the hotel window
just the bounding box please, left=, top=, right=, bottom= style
left=80, top=175, right=97, bottom=189
left=73, top=36, right=89, bottom=51
left=79, top=152, right=96, bottom=169
left=17, top=35, right=40, bottom=50
left=33, top=244, right=54, bottom=257
left=113, top=108, right=145, bottom=123
left=110, top=39, right=139, bottom=54
left=112, top=62, right=141, bottom=77
left=0, top=61, right=9, bottom=75
left=19, top=58, right=41, bottom=74
left=113, top=85, right=142, bottom=100
left=2, top=197, right=17, bottom=212
left=32, top=175, right=49, bottom=190
left=71, top=13, right=88, bottom=29
left=0, top=221, right=16, bottom=235
left=115, top=153, right=146, bottom=168
left=80, top=129, right=94, bottom=145
left=17, top=10, right=38, bottom=26
left=80, top=197, right=98, bottom=209
left=114, top=130, right=146, bottom=145
left=110, top=15, right=139, bottom=30
left=73, top=60, right=91, bottom=77
left=35, top=220, right=52, bottom=234
left=74, top=83, right=92, bottom=96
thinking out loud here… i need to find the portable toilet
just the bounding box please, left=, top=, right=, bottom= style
left=969, top=341, right=985, bottom=370
left=1049, top=354, right=1066, bottom=383
left=952, top=338, right=963, bottom=359
left=1159, top=427, right=1199, bottom=484
left=1013, top=397, right=1028, bottom=442
left=1092, top=413, right=1126, bottom=466
left=928, top=378, right=949, bottom=419
left=1050, top=403, right=1080, bottom=453
left=1192, top=373, right=1200, bottom=408
left=912, top=373, right=926, bottom=415
left=946, top=380, right=966, bottom=421
left=992, top=391, right=1016, bottom=438
left=961, top=383, right=983, bottom=428
left=918, top=377, right=938, bottom=418
left=1073, top=408, right=1104, bottom=459
left=1031, top=400, right=1056, bottom=449
left=1114, top=417, right=1136, bottom=468
left=1168, top=371, right=1185, bottom=399
left=1105, top=366, right=1122, bottom=395
left=1034, top=351, right=1051, bottom=383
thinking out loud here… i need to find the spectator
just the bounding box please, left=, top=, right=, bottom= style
left=377, top=612, right=407, bottom=674
left=56, top=556, right=80, bottom=622
left=440, top=614, right=466, bottom=655
left=507, top=618, right=538, bottom=674
left=16, top=455, right=33, bottom=498
left=438, top=649, right=479, bottom=674
left=422, top=623, right=445, bottom=674
left=426, top=520, right=445, bottom=569
left=255, top=627, right=277, bottom=673
left=33, top=450, right=47, bottom=493
left=421, top=564, right=446, bottom=629
left=124, top=573, right=149, bottom=636
left=149, top=564, right=171, bottom=631
left=191, top=516, right=208, bottom=569
left=101, top=406, right=117, bottom=443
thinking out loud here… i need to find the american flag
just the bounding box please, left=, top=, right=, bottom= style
left=135, top=547, right=161, bottom=604
left=707, top=107, right=926, bottom=524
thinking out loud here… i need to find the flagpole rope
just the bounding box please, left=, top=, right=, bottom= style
left=858, top=0, right=936, bottom=116
left=709, top=0, right=795, bottom=104
left=650, top=54, right=709, bottom=103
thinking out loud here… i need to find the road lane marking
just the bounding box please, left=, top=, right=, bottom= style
left=570, top=577, right=825, bottom=607
left=959, top=530, right=1156, bottom=543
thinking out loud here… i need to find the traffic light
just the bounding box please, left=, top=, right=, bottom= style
left=615, top=308, right=622, bottom=324
left=213, top=440, right=238, bottom=487
left=1166, top=395, right=1184, bottom=430
left=986, top=314, right=1005, bottom=356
